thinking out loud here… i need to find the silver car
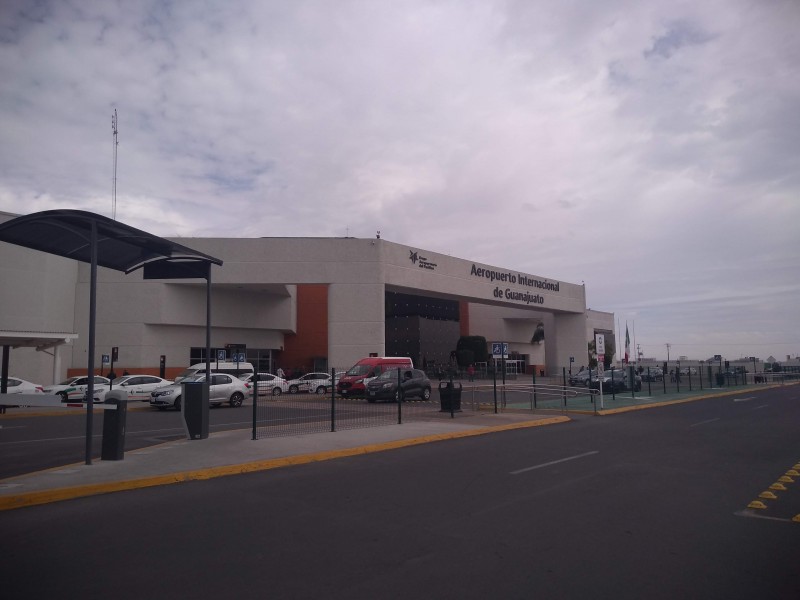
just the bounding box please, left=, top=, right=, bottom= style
left=150, top=373, right=251, bottom=410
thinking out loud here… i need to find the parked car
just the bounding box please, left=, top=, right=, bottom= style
left=243, top=373, right=290, bottom=396
left=287, top=372, right=336, bottom=394
left=43, top=376, right=111, bottom=402
left=110, top=375, right=173, bottom=401
left=337, top=356, right=414, bottom=398
left=568, top=370, right=596, bottom=386
left=641, top=367, right=664, bottom=382
left=1, top=377, right=44, bottom=394
left=174, top=361, right=255, bottom=383
left=365, top=368, right=432, bottom=403
left=149, top=373, right=251, bottom=410
left=589, top=369, right=639, bottom=393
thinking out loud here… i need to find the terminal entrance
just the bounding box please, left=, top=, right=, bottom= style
left=384, top=291, right=460, bottom=369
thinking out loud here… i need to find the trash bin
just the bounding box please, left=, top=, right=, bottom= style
left=715, top=373, right=725, bottom=387
left=438, top=381, right=462, bottom=413
left=101, top=390, right=128, bottom=461
left=183, top=380, right=209, bottom=440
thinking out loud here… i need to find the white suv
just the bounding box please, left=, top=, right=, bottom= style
left=150, top=373, right=251, bottom=410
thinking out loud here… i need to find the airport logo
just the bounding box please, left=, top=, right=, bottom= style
left=409, top=250, right=437, bottom=271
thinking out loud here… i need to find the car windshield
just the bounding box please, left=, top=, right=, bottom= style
left=58, top=378, right=79, bottom=385
left=183, top=375, right=206, bottom=383
left=345, top=365, right=372, bottom=376
left=112, top=377, right=127, bottom=384
left=374, top=369, right=401, bottom=381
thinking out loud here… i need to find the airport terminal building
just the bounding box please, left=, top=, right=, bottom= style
left=1, top=211, right=615, bottom=384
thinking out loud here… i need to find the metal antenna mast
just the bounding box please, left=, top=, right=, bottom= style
left=111, top=109, right=119, bottom=220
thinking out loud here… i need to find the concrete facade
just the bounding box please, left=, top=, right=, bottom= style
left=0, top=212, right=614, bottom=384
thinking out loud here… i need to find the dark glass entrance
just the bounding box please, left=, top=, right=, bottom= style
left=384, top=291, right=460, bottom=370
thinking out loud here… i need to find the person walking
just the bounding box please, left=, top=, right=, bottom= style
left=467, top=364, right=475, bottom=382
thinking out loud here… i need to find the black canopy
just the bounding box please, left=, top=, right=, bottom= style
left=0, top=209, right=222, bottom=275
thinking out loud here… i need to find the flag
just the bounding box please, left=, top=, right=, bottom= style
left=624, top=324, right=631, bottom=364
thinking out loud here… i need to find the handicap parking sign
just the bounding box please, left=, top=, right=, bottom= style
left=492, top=342, right=508, bottom=357
left=217, top=349, right=226, bottom=361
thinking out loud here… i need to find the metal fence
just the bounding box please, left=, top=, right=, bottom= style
left=251, top=365, right=799, bottom=438
left=253, top=369, right=453, bottom=439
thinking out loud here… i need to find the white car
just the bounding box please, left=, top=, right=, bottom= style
left=287, top=372, right=336, bottom=394
left=244, top=373, right=290, bottom=396
left=150, top=373, right=251, bottom=410
left=43, top=376, right=111, bottom=402
left=110, top=375, right=173, bottom=401
left=1, top=377, right=44, bottom=394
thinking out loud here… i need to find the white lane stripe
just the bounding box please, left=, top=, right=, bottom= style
left=752, top=405, right=769, bottom=410
left=734, top=397, right=755, bottom=402
left=510, top=450, right=599, bottom=475
left=690, top=418, right=720, bottom=428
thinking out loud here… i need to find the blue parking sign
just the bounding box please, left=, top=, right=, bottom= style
left=492, top=342, right=509, bottom=357
left=217, top=349, right=226, bottom=361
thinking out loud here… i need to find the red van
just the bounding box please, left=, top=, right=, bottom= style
left=336, top=356, right=414, bottom=398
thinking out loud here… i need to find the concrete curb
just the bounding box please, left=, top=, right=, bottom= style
left=0, top=416, right=570, bottom=512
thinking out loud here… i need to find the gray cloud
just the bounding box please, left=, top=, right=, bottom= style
left=0, top=0, right=798, bottom=360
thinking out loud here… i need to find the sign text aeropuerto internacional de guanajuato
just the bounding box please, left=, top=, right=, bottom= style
left=470, top=264, right=560, bottom=306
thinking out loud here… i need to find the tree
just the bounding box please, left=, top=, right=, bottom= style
left=587, top=337, right=615, bottom=370
left=455, top=336, right=488, bottom=366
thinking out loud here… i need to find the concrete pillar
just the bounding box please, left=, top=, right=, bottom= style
left=547, top=313, right=588, bottom=375
left=328, top=283, right=386, bottom=370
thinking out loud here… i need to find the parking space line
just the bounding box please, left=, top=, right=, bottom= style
left=510, top=450, right=599, bottom=475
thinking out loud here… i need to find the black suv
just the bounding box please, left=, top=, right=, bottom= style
left=365, top=368, right=432, bottom=403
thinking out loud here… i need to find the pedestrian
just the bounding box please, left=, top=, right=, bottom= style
left=107, top=369, right=117, bottom=381
left=467, top=364, right=475, bottom=381
left=122, top=369, right=129, bottom=376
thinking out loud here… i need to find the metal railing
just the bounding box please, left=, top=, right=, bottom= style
left=250, top=364, right=799, bottom=438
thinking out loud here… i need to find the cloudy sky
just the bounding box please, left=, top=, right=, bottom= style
left=1, top=0, right=798, bottom=363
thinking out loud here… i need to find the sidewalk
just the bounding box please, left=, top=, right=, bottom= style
left=0, top=410, right=570, bottom=511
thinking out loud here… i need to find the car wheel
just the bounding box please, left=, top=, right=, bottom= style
left=174, top=396, right=181, bottom=411
left=229, top=392, right=244, bottom=407
left=272, top=387, right=282, bottom=396
left=422, top=387, right=431, bottom=400
left=315, top=386, right=326, bottom=394
left=58, top=392, right=68, bottom=402
left=289, top=385, right=299, bottom=394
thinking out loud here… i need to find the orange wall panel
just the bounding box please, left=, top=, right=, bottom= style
left=280, top=284, right=328, bottom=372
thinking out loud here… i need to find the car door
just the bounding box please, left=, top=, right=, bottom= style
left=211, top=374, right=233, bottom=404
left=68, top=377, right=90, bottom=400
left=399, top=370, right=418, bottom=398
left=129, top=376, right=159, bottom=401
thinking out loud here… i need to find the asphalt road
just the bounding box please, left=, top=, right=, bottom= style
left=3, top=385, right=800, bottom=599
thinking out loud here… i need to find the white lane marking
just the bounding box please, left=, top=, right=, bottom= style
left=690, top=418, right=720, bottom=428
left=510, top=451, right=599, bottom=475
left=734, top=397, right=755, bottom=402
left=752, top=405, right=768, bottom=410
left=735, top=510, right=795, bottom=523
